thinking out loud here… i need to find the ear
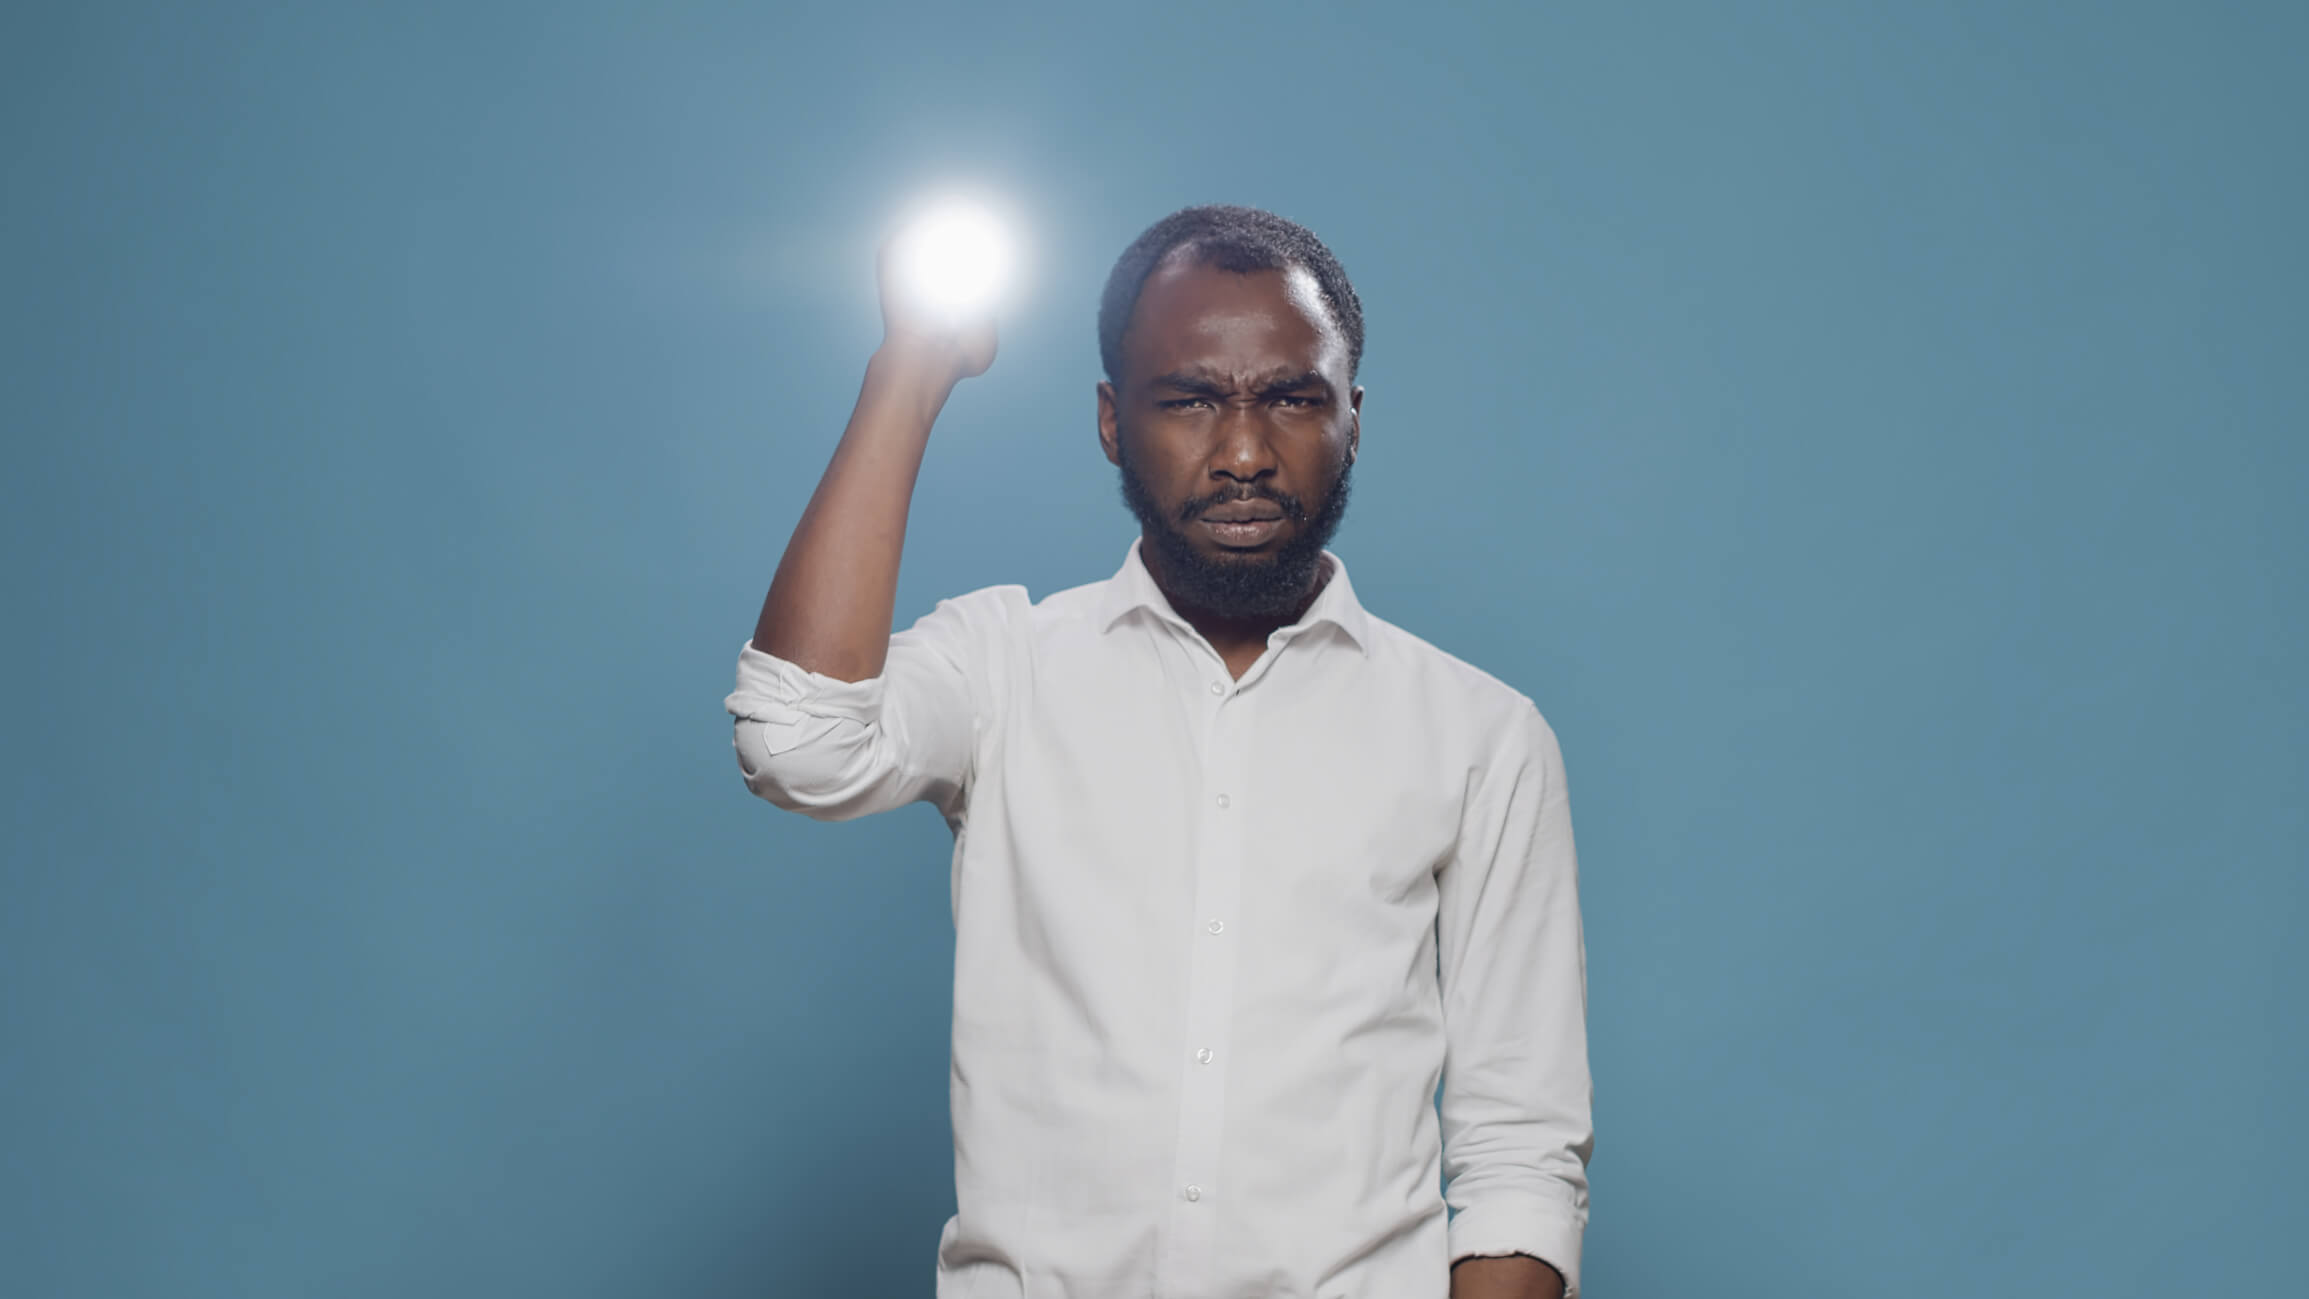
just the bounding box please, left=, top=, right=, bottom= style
left=1347, top=384, right=1363, bottom=465
left=1097, top=380, right=1122, bottom=465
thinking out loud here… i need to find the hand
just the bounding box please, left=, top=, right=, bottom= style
left=874, top=234, right=999, bottom=384
left=1449, top=1253, right=1566, bottom=1299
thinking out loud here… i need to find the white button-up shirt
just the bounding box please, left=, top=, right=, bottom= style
left=726, top=538, right=1593, bottom=1298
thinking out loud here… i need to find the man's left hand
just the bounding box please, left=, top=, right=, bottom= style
left=1449, top=1253, right=1566, bottom=1299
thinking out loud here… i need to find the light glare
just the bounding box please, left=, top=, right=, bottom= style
left=892, top=198, right=1013, bottom=321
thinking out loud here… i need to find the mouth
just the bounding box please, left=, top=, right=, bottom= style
left=1199, top=515, right=1284, bottom=546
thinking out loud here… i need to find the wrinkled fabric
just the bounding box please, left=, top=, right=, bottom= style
left=727, top=538, right=1592, bottom=1297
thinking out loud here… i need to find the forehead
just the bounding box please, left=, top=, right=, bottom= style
left=1120, top=255, right=1347, bottom=382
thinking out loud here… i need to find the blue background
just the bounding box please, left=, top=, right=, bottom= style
left=4, top=2, right=2301, bottom=1296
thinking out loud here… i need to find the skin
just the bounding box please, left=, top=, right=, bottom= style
left=1451, top=1254, right=1568, bottom=1299
left=747, top=238, right=994, bottom=680
left=1096, top=253, right=1362, bottom=680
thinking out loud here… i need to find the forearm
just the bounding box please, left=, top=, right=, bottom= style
left=1450, top=1254, right=1565, bottom=1299
left=750, top=344, right=956, bottom=682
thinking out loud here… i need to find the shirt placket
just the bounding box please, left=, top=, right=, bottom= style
left=1152, top=653, right=1251, bottom=1298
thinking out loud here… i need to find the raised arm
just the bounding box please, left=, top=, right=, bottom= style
left=726, top=234, right=1004, bottom=824
left=749, top=238, right=996, bottom=682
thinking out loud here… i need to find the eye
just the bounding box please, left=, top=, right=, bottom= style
left=1160, top=397, right=1211, bottom=410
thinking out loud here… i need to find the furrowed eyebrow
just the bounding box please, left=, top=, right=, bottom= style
left=1253, top=370, right=1331, bottom=398
left=1148, top=371, right=1231, bottom=397
left=1147, top=370, right=1333, bottom=399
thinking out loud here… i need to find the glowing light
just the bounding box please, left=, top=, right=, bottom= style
left=890, top=196, right=1015, bottom=322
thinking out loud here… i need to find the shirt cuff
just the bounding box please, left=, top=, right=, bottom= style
left=724, top=639, right=887, bottom=755
left=1449, top=1195, right=1584, bottom=1298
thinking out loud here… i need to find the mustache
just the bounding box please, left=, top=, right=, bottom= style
left=1110, top=418, right=1328, bottom=525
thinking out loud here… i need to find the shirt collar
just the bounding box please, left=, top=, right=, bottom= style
left=1096, top=534, right=1372, bottom=657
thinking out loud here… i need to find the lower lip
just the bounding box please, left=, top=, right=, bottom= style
left=1202, top=517, right=1283, bottom=545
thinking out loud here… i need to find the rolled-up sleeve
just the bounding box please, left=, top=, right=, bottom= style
left=724, top=586, right=1015, bottom=823
left=1437, top=699, right=1594, bottom=1296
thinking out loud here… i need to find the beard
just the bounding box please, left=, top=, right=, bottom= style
left=1114, top=426, right=1355, bottom=621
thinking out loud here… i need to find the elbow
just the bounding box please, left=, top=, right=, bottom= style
left=732, top=733, right=801, bottom=810
left=730, top=718, right=875, bottom=821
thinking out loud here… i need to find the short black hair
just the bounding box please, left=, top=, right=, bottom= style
left=1098, top=204, right=1365, bottom=386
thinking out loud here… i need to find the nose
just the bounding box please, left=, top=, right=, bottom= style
left=1209, top=403, right=1281, bottom=480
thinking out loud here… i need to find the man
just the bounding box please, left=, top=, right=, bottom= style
left=726, top=205, right=1592, bottom=1298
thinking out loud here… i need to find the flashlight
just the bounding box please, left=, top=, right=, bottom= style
left=889, top=195, right=1016, bottom=324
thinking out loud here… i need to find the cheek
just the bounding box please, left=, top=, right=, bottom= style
left=1127, top=430, right=1199, bottom=484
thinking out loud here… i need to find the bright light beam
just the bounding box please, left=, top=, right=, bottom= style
left=889, top=196, right=1015, bottom=324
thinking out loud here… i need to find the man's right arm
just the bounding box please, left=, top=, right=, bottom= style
left=727, top=238, right=999, bottom=821
left=751, top=237, right=995, bottom=682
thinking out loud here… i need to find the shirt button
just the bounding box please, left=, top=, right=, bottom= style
left=1196, top=1047, right=1213, bottom=1064
left=1215, top=793, right=1230, bottom=809
left=1206, top=919, right=1224, bottom=934
left=1183, top=1185, right=1203, bottom=1202
left=1209, top=681, right=1225, bottom=695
